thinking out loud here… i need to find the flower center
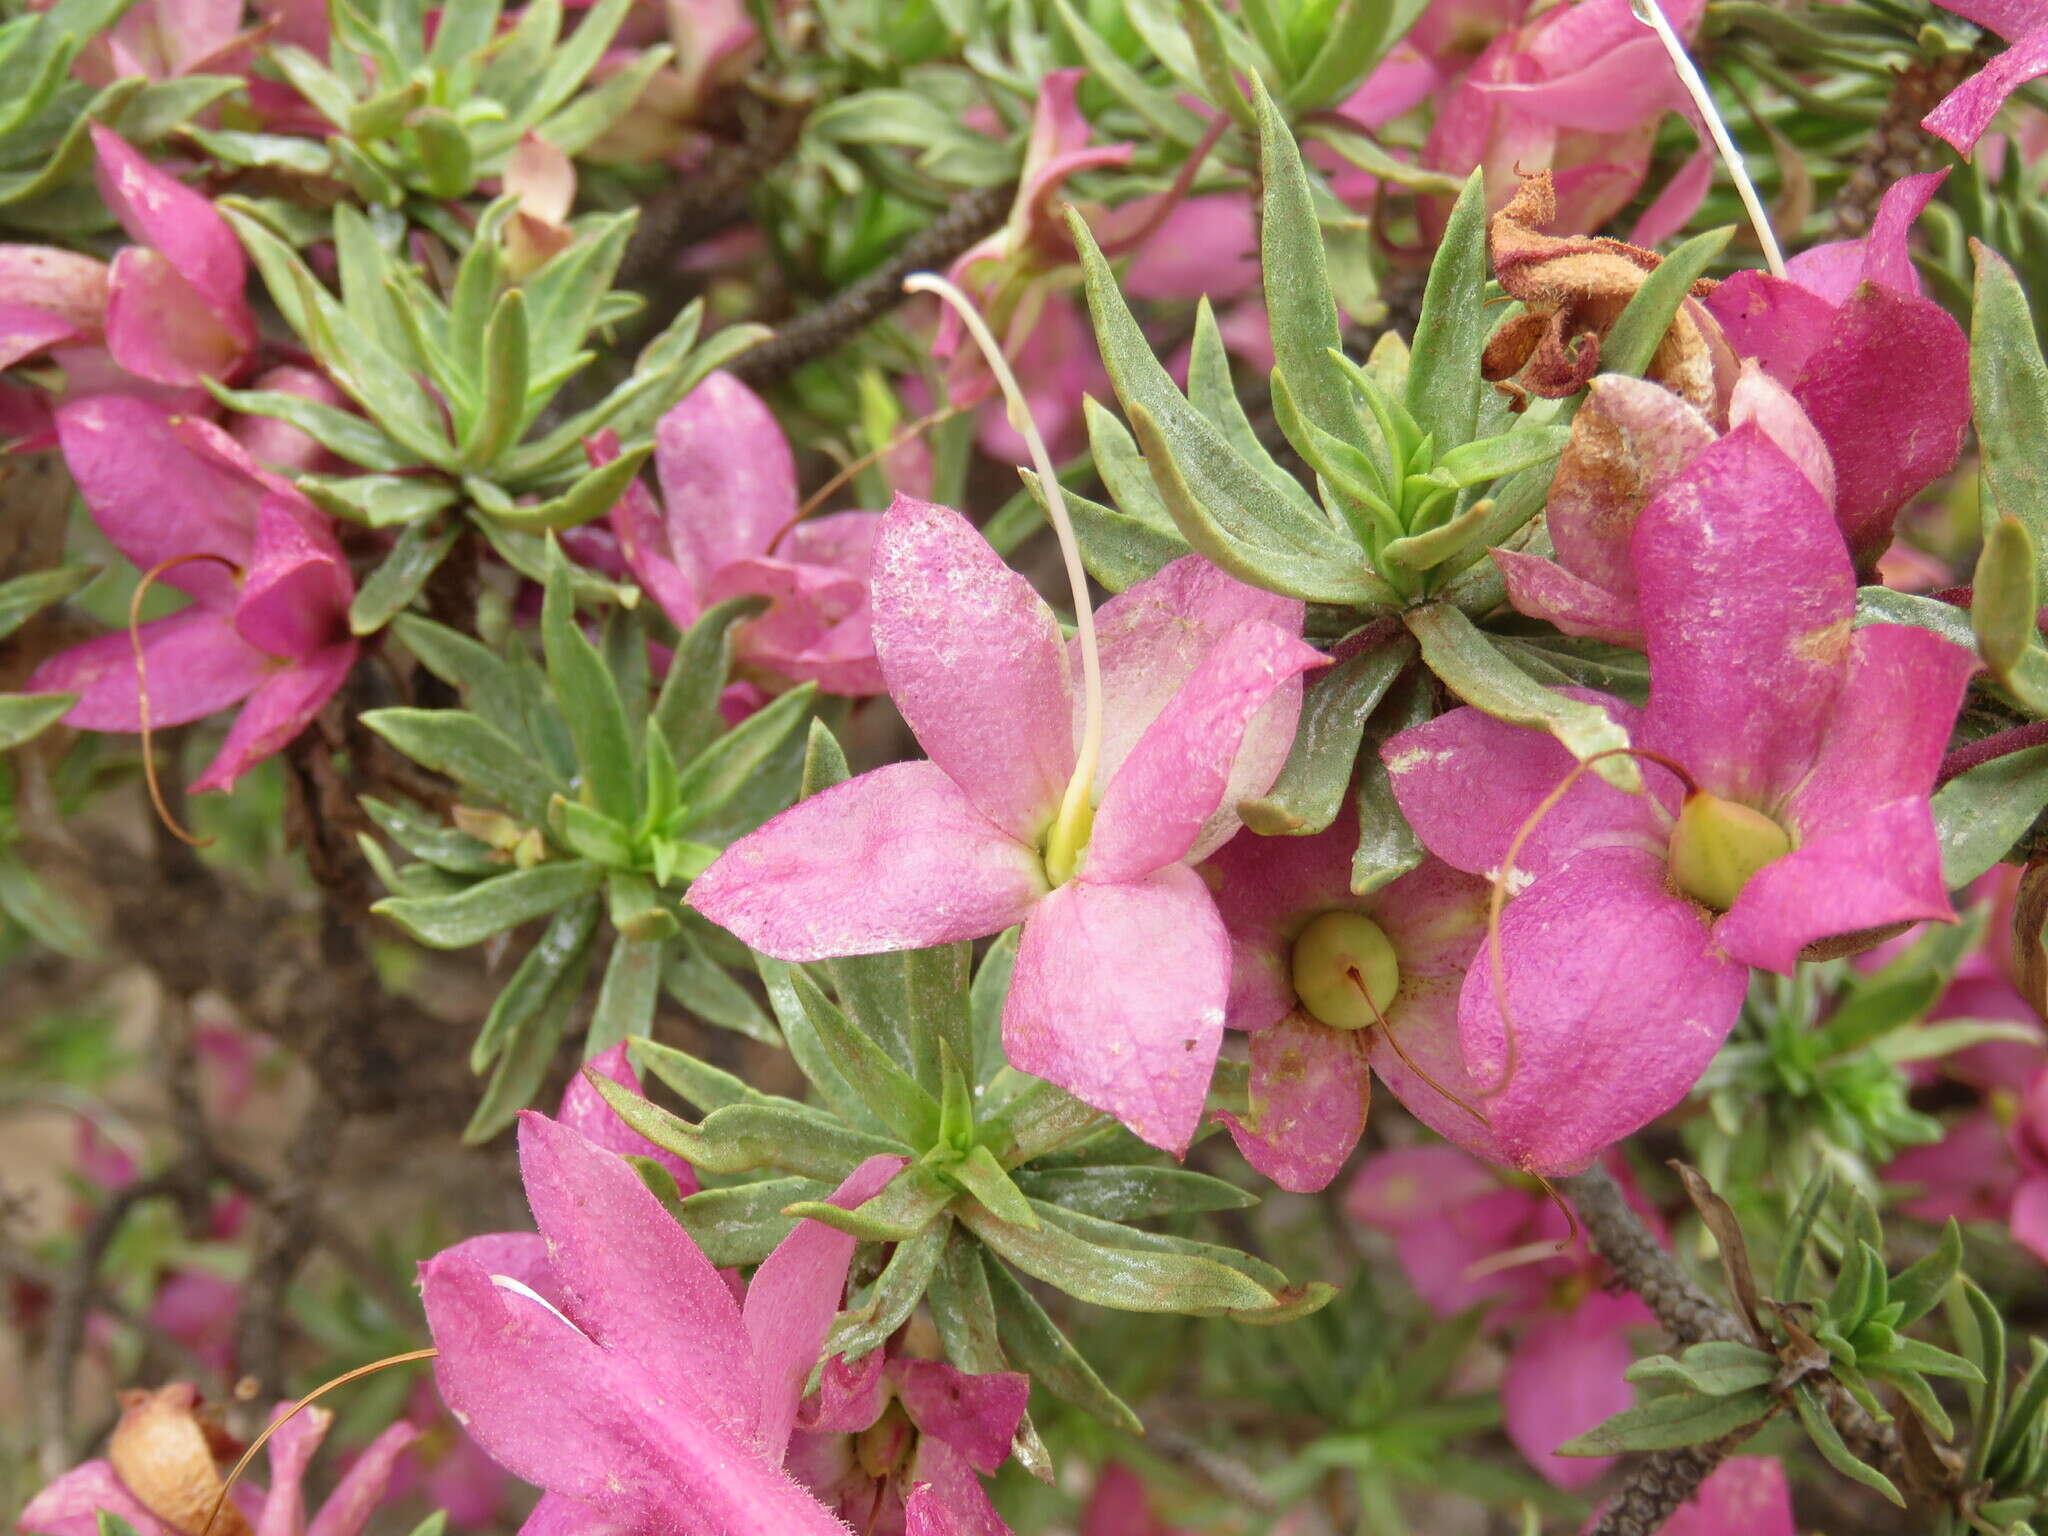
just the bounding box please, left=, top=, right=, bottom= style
left=1290, top=910, right=1401, bottom=1030
left=1667, top=792, right=1792, bottom=911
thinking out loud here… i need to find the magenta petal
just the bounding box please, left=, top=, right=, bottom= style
left=1382, top=701, right=1668, bottom=886
left=1493, top=549, right=1642, bottom=644
left=895, top=1361, right=1029, bottom=1475
left=1634, top=425, right=1856, bottom=807
left=1926, top=27, right=2048, bottom=150
left=1862, top=171, right=1947, bottom=296
left=234, top=495, right=352, bottom=659
left=654, top=371, right=798, bottom=592
left=1549, top=373, right=1716, bottom=600
left=1346, top=1145, right=1504, bottom=1233
left=1704, top=270, right=1840, bottom=383
left=744, top=1154, right=905, bottom=1462
left=255, top=1405, right=331, bottom=1536
left=91, top=125, right=250, bottom=327
left=0, top=245, right=109, bottom=332
left=904, top=1436, right=1014, bottom=1536
left=559, top=1042, right=696, bottom=1191
left=1933, top=0, right=2048, bottom=38
left=433, top=1231, right=558, bottom=1300
left=1629, top=147, right=1714, bottom=246
left=1088, top=620, right=1325, bottom=882
left=0, top=303, right=79, bottom=370
left=1728, top=363, right=1835, bottom=505
left=1461, top=847, right=1750, bottom=1173
left=1216, top=1010, right=1370, bottom=1193
left=513, top=1493, right=633, bottom=1536
left=1503, top=1291, right=1648, bottom=1490
left=189, top=641, right=356, bottom=794
left=1717, top=800, right=1955, bottom=974
left=1661, top=1456, right=1798, bottom=1536
left=1793, top=287, right=1970, bottom=566
left=304, top=1421, right=420, bottom=1536
left=870, top=496, right=1075, bottom=842
left=16, top=1462, right=173, bottom=1536
left=688, top=760, right=1047, bottom=961
left=2011, top=1177, right=2048, bottom=1263
left=1005, top=866, right=1229, bottom=1155
left=597, top=429, right=701, bottom=630
left=104, top=247, right=249, bottom=385
left=514, top=1113, right=761, bottom=1446
left=31, top=607, right=272, bottom=731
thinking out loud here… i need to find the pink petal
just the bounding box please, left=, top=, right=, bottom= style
left=1493, top=549, right=1642, bottom=644
left=1934, top=0, right=2048, bottom=37
left=2011, top=1177, right=2048, bottom=1262
left=1784, top=622, right=1977, bottom=843
left=231, top=365, right=349, bottom=475
left=1381, top=701, right=1669, bottom=887
left=512, top=1494, right=633, bottom=1536
left=1123, top=195, right=1260, bottom=302
left=0, top=304, right=80, bottom=371
left=745, top=1154, right=906, bottom=1462
left=687, top=760, right=1049, bottom=961
left=709, top=548, right=880, bottom=696
left=1088, top=621, right=1325, bottom=882
left=234, top=495, right=352, bottom=659
left=1081, top=1465, right=1176, bottom=1536
left=1629, top=147, right=1714, bottom=246
left=30, top=608, right=272, bottom=731
left=559, top=1042, right=696, bottom=1192
left=1704, top=270, right=1840, bottom=383
left=903, top=1437, right=1014, bottom=1536
left=1792, top=287, right=1970, bottom=566
left=55, top=396, right=260, bottom=604
left=1634, top=425, right=1856, bottom=808
left=0, top=245, right=109, bottom=333
left=1728, top=362, right=1835, bottom=506
left=189, top=640, right=356, bottom=794
left=104, top=247, right=250, bottom=385
left=1548, top=373, right=1717, bottom=601
left=1207, top=815, right=1358, bottom=1034
left=91, top=126, right=249, bottom=326
left=1345, top=1145, right=1505, bottom=1234
left=1862, top=171, right=1947, bottom=296
left=255, top=1404, right=332, bottom=1536
left=800, top=1351, right=889, bottom=1435
left=1459, top=847, right=1750, bottom=1173
left=1927, top=27, right=2048, bottom=150
left=894, top=1361, right=1029, bottom=1474
left=1216, top=1010, right=1372, bottom=1193
left=303, top=1421, right=420, bottom=1536
left=1503, top=1291, right=1649, bottom=1489
left=1005, top=865, right=1229, bottom=1155
left=514, top=1113, right=761, bottom=1446
left=1661, top=1456, right=1798, bottom=1536
left=870, top=496, right=1076, bottom=842
left=1717, top=800, right=1955, bottom=973
left=1481, top=36, right=1687, bottom=132
left=433, top=1231, right=558, bottom=1300
left=17, top=1461, right=173, bottom=1536
left=654, top=372, right=799, bottom=593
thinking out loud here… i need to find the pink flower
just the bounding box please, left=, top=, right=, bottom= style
left=1204, top=808, right=1502, bottom=1191
left=787, top=1346, right=1028, bottom=1536
left=17, top=1383, right=417, bottom=1536
left=1704, top=172, right=1970, bottom=569
left=74, top=0, right=265, bottom=84
left=420, top=1113, right=1018, bottom=1534
left=1385, top=425, right=1976, bottom=1171
left=371, top=1382, right=515, bottom=1531
left=557, top=1040, right=698, bottom=1194
left=1422, top=0, right=1712, bottom=241
left=1349, top=1145, right=1653, bottom=1489
left=1921, top=0, right=2048, bottom=151
left=27, top=396, right=358, bottom=794
left=607, top=371, right=886, bottom=696
left=1080, top=1464, right=1189, bottom=1536
left=1626, top=1455, right=1797, bottom=1535
left=1492, top=363, right=1837, bottom=644
left=689, top=499, right=1323, bottom=1154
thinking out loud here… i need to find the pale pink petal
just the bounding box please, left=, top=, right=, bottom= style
left=1935, top=0, right=2048, bottom=37
left=29, top=608, right=272, bottom=731
left=1459, top=847, right=1750, bottom=1173
left=514, top=1113, right=761, bottom=1446
left=1381, top=701, right=1669, bottom=887
left=255, top=1404, right=331, bottom=1536
left=1548, top=374, right=1717, bottom=601
left=1728, top=363, right=1835, bottom=506
left=1861, top=171, right=1947, bottom=295
left=234, top=496, right=352, bottom=660
left=1123, top=196, right=1260, bottom=302
left=559, top=1042, right=696, bottom=1192
left=514, top=1492, right=632, bottom=1536
left=1493, top=549, right=1642, bottom=644
left=0, top=304, right=79, bottom=371
left=654, top=372, right=798, bottom=590
left=436, top=1231, right=558, bottom=1301
left=1345, top=1145, right=1503, bottom=1233
left=506, top=134, right=575, bottom=225
left=1792, top=287, right=1970, bottom=566
left=17, top=1461, right=173, bottom=1536
left=745, top=1154, right=905, bottom=1462
left=2011, top=1176, right=2048, bottom=1262
left=91, top=126, right=249, bottom=326
left=1927, top=28, right=2048, bottom=150
left=231, top=365, right=349, bottom=475
left=1716, top=800, right=1955, bottom=974
left=311, top=1421, right=425, bottom=1536
left=1628, top=147, right=1714, bottom=246
left=1088, top=621, right=1324, bottom=882
left=1661, top=1456, right=1798, bottom=1536
left=1482, top=36, right=1686, bottom=132
left=871, top=496, right=1075, bottom=841
left=1504, top=1291, right=1648, bottom=1489
left=895, top=1361, right=1029, bottom=1474
left=1784, top=622, right=1977, bottom=841
left=0, top=245, right=110, bottom=333
left=1005, top=865, right=1229, bottom=1155
left=688, top=761, right=1048, bottom=961
left=1634, top=425, right=1856, bottom=807
left=189, top=641, right=356, bottom=794
left=104, top=247, right=249, bottom=385
left=1217, top=1010, right=1371, bottom=1193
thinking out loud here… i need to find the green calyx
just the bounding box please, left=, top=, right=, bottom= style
left=1668, top=792, right=1793, bottom=911
left=1290, top=910, right=1401, bottom=1030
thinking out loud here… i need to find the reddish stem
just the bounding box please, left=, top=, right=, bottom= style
left=1936, top=718, right=2048, bottom=787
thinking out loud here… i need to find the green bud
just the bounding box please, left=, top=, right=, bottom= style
left=1668, top=793, right=1792, bottom=911
left=1290, top=910, right=1401, bottom=1030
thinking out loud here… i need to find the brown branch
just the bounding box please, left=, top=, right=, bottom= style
left=232, top=1092, right=345, bottom=1403
left=1585, top=1430, right=1766, bottom=1536
left=730, top=182, right=1016, bottom=387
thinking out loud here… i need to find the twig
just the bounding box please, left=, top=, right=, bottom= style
left=1937, top=719, right=2048, bottom=787
left=232, top=1093, right=345, bottom=1403
left=1584, top=1430, right=1765, bottom=1536
left=731, top=182, right=1016, bottom=387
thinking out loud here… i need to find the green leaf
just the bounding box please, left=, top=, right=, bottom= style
left=470, top=893, right=599, bottom=1070
left=1013, top=1165, right=1258, bottom=1220
left=788, top=965, right=941, bottom=1147
left=670, top=1177, right=825, bottom=1267
left=1239, top=636, right=1413, bottom=834
left=1936, top=745, right=2048, bottom=887
left=1556, top=1387, right=1775, bottom=1455
left=587, top=934, right=663, bottom=1058
left=1973, top=240, right=2048, bottom=575
left=651, top=595, right=767, bottom=764
left=673, top=683, right=816, bottom=844
left=1856, top=586, right=1978, bottom=648
left=1817, top=972, right=1942, bottom=1055
left=1974, top=514, right=2039, bottom=678
left=785, top=1163, right=953, bottom=1242
left=630, top=1033, right=796, bottom=1113
left=374, top=859, right=602, bottom=948
left=463, top=289, right=531, bottom=469
left=1351, top=670, right=1430, bottom=893
left=1793, top=1382, right=1904, bottom=1505
left=975, top=1079, right=1109, bottom=1167
left=541, top=539, right=639, bottom=821
left=1050, top=0, right=1208, bottom=144
left=1185, top=301, right=1323, bottom=520
left=300, top=472, right=462, bottom=528
left=349, top=515, right=459, bottom=634
left=1624, top=1342, right=1779, bottom=1396
left=464, top=941, right=589, bottom=1143
left=363, top=707, right=557, bottom=823
left=361, top=796, right=502, bottom=877
left=1404, top=602, right=1638, bottom=789
left=0, top=564, right=93, bottom=641
left=0, top=849, right=98, bottom=959
left=0, top=692, right=74, bottom=750
left=981, top=1246, right=1145, bottom=1432
left=1057, top=478, right=1189, bottom=593
left=591, top=1081, right=908, bottom=1179
left=1430, top=425, right=1572, bottom=489
left=944, top=1144, right=1039, bottom=1227
left=1776, top=1165, right=1832, bottom=1303
left=661, top=930, right=778, bottom=1043
left=957, top=1200, right=1279, bottom=1313
left=1601, top=226, right=1733, bottom=381
left=1404, top=169, right=1489, bottom=450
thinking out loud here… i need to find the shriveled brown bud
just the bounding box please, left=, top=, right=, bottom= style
left=107, top=1385, right=254, bottom=1536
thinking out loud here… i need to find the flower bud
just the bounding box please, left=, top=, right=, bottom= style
left=1668, top=793, right=1791, bottom=911
left=1290, top=911, right=1401, bottom=1030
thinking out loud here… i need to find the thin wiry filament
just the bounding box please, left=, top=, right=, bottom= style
left=903, top=271, right=1103, bottom=870
left=201, top=1348, right=439, bottom=1536
left=1344, top=966, right=1490, bottom=1129
left=130, top=553, right=239, bottom=849
left=794, top=405, right=960, bottom=523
